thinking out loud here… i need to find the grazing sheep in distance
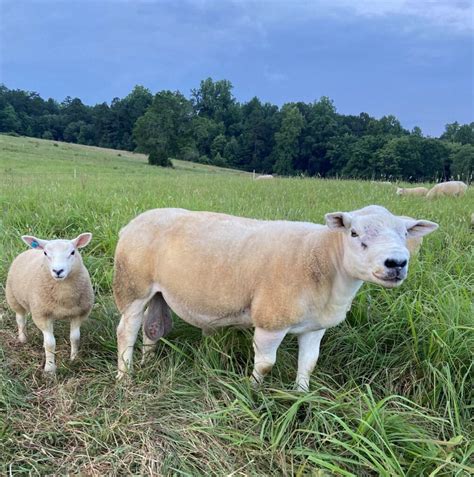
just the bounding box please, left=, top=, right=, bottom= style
left=396, top=187, right=429, bottom=197
left=426, top=181, right=468, bottom=199
left=5, top=234, right=94, bottom=374
left=256, top=174, right=274, bottom=180
left=113, top=206, right=438, bottom=391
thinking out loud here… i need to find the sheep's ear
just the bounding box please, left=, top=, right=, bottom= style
left=73, top=233, right=92, bottom=249
left=22, top=235, right=48, bottom=249
left=403, top=219, right=439, bottom=238
left=325, top=212, right=352, bottom=230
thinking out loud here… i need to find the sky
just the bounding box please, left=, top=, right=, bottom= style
left=0, top=0, right=472, bottom=136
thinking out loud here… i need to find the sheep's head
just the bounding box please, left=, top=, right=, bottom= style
left=325, top=205, right=438, bottom=288
left=21, top=233, right=92, bottom=280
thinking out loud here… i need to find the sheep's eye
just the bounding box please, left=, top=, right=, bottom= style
left=43, top=251, right=47, bottom=256
left=351, top=230, right=358, bottom=238
left=70, top=250, right=75, bottom=256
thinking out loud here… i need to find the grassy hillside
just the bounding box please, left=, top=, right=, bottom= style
left=0, top=135, right=473, bottom=475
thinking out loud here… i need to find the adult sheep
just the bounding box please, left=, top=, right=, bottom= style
left=426, top=181, right=467, bottom=199
left=114, top=206, right=438, bottom=390
left=396, top=187, right=429, bottom=197
left=6, top=234, right=94, bottom=373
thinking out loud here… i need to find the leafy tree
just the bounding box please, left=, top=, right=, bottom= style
left=451, top=144, right=474, bottom=182
left=133, top=90, right=192, bottom=167
left=0, top=104, right=21, bottom=132
left=273, top=105, right=305, bottom=175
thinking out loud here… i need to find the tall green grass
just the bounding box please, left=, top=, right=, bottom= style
left=1, top=135, right=473, bottom=475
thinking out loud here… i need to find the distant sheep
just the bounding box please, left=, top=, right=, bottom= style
left=396, top=187, right=429, bottom=197
left=426, top=181, right=468, bottom=199
left=113, top=206, right=438, bottom=390
left=5, top=234, right=94, bottom=373
left=371, top=181, right=392, bottom=185
left=256, top=174, right=274, bottom=180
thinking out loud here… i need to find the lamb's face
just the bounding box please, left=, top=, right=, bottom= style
left=42, top=240, right=77, bottom=280
left=326, top=205, right=438, bottom=288
left=21, top=233, right=92, bottom=281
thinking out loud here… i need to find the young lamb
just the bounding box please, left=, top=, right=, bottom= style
left=396, top=187, right=429, bottom=196
left=426, top=181, right=468, bottom=199
left=5, top=233, right=94, bottom=373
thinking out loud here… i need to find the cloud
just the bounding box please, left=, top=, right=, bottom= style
left=206, top=0, right=473, bottom=36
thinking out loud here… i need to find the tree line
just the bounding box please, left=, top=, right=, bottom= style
left=0, top=80, right=472, bottom=181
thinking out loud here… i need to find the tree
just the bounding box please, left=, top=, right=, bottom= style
left=0, top=104, right=21, bottom=132
left=451, top=144, right=474, bottom=182
left=273, top=105, right=305, bottom=176
left=133, top=90, right=192, bottom=167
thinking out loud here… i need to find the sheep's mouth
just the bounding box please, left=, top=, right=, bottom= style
left=372, top=273, right=404, bottom=287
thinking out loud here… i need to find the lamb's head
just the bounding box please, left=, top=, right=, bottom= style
left=22, top=233, right=92, bottom=281
left=325, top=205, right=438, bottom=288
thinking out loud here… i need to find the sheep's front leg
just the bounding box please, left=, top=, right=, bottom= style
left=117, top=300, right=146, bottom=379
left=296, top=329, right=326, bottom=392
left=251, top=327, right=287, bottom=386
left=70, top=316, right=87, bottom=361
left=16, top=313, right=27, bottom=343
left=33, top=316, right=56, bottom=373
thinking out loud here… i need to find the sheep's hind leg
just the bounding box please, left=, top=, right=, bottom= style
left=117, top=299, right=148, bottom=379
left=16, top=313, right=27, bottom=344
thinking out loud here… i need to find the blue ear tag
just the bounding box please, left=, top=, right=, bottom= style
left=31, top=241, right=39, bottom=249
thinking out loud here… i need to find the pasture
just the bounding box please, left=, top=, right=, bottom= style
left=0, top=135, right=473, bottom=475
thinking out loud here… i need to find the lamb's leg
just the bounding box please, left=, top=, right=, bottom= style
left=117, top=299, right=146, bottom=379
left=16, top=313, right=27, bottom=343
left=251, top=327, right=287, bottom=386
left=33, top=316, right=56, bottom=374
left=296, top=329, right=326, bottom=392
left=70, top=316, right=87, bottom=361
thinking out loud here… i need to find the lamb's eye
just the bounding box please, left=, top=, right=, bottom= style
left=70, top=250, right=75, bottom=256
left=43, top=251, right=47, bottom=256
left=351, top=230, right=358, bottom=238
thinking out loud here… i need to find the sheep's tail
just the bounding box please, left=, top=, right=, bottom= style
left=143, top=293, right=173, bottom=341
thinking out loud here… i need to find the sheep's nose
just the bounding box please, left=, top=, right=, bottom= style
left=53, top=268, right=64, bottom=276
left=384, top=259, right=407, bottom=269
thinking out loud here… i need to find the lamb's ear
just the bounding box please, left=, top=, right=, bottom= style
left=73, top=233, right=92, bottom=249
left=403, top=219, right=439, bottom=238
left=21, top=235, right=48, bottom=250
left=325, top=212, right=352, bottom=230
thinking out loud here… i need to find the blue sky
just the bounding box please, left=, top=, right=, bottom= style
left=0, top=0, right=472, bottom=136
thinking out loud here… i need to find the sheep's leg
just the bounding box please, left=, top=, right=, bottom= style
left=16, top=313, right=27, bottom=343
left=251, top=327, right=287, bottom=386
left=33, top=317, right=56, bottom=374
left=296, top=329, right=326, bottom=392
left=70, top=316, right=86, bottom=361
left=117, top=299, right=147, bottom=379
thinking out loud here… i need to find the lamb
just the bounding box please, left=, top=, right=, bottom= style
left=396, top=187, right=429, bottom=197
left=113, top=206, right=438, bottom=390
left=5, top=233, right=94, bottom=373
left=426, top=181, right=468, bottom=199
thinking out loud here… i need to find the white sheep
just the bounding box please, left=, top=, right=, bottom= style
left=113, top=206, right=438, bottom=390
left=426, top=181, right=468, bottom=199
left=396, top=187, right=429, bottom=197
left=5, top=234, right=94, bottom=373
left=256, top=174, right=274, bottom=180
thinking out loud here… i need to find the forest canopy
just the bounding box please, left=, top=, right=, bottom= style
left=0, top=80, right=472, bottom=181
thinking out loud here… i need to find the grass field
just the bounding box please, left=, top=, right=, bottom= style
left=0, top=134, right=473, bottom=476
